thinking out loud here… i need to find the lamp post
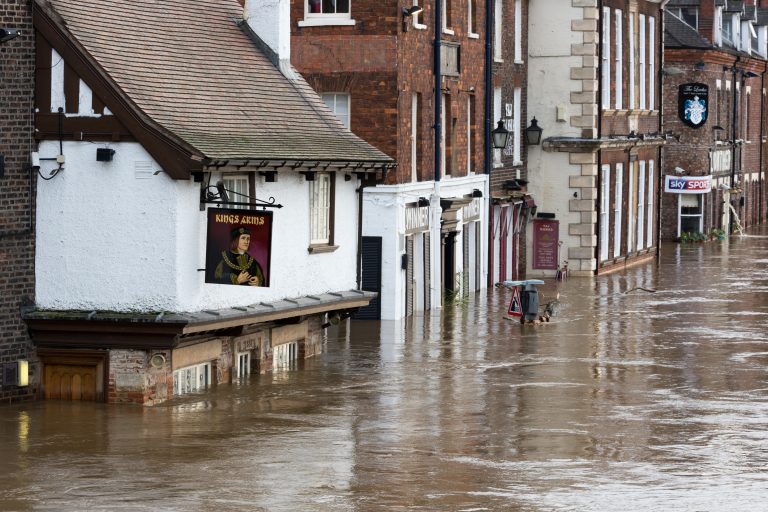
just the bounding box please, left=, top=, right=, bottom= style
left=524, top=117, right=543, bottom=145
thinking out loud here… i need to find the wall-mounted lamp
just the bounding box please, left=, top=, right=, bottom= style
left=471, top=189, right=483, bottom=198
left=491, top=119, right=510, bottom=149
left=299, top=170, right=316, bottom=181
left=0, top=28, right=20, bottom=44
left=402, top=5, right=423, bottom=17
left=96, top=148, right=115, bottom=162
left=344, top=173, right=352, bottom=181
left=417, top=196, right=430, bottom=207
left=743, top=70, right=759, bottom=79
left=259, top=170, right=278, bottom=182
left=215, top=180, right=230, bottom=203
left=524, top=117, right=543, bottom=145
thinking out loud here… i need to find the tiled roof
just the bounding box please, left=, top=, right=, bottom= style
left=39, top=0, right=393, bottom=165
left=665, top=11, right=713, bottom=49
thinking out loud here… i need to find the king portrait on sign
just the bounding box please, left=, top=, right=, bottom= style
left=205, top=208, right=273, bottom=287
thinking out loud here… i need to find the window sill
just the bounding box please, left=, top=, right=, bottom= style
left=494, top=57, right=504, bottom=63
left=414, top=23, right=427, bottom=30
left=514, top=59, right=524, bottom=65
left=308, top=244, right=339, bottom=254
left=442, top=28, right=455, bottom=35
left=468, top=32, right=480, bottom=39
left=298, top=18, right=356, bottom=27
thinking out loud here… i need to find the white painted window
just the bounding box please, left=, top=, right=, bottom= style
left=715, top=7, right=723, bottom=47
left=629, top=13, right=635, bottom=109
left=649, top=17, right=655, bottom=111
left=745, top=21, right=756, bottom=55
left=637, top=160, right=646, bottom=250
left=614, top=163, right=623, bottom=258
left=412, top=93, right=419, bottom=182
left=679, top=194, right=703, bottom=236
left=412, top=0, right=426, bottom=29
left=321, top=93, right=350, bottom=129
left=466, top=96, right=473, bottom=174
left=600, top=165, right=610, bottom=262
left=304, top=0, right=352, bottom=24
left=310, top=172, right=332, bottom=245
left=733, top=15, right=741, bottom=50
left=615, top=9, right=623, bottom=110
left=222, top=175, right=249, bottom=209
left=441, top=94, right=447, bottom=177
left=494, top=0, right=503, bottom=61
left=235, top=352, right=251, bottom=380
left=669, top=7, right=698, bottom=30
left=514, top=0, right=522, bottom=63
left=468, top=0, right=478, bottom=36
left=442, top=0, right=454, bottom=34
left=493, top=87, right=502, bottom=166
left=173, top=362, right=212, bottom=396
left=759, top=26, right=768, bottom=58
left=513, top=87, right=521, bottom=165
left=745, top=87, right=751, bottom=142
left=601, top=7, right=611, bottom=109
left=627, top=163, right=635, bottom=252
left=646, top=160, right=654, bottom=248
left=639, top=14, right=646, bottom=110
left=273, top=341, right=299, bottom=371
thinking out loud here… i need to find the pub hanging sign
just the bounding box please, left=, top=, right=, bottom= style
left=678, top=82, right=709, bottom=129
left=205, top=208, right=273, bottom=287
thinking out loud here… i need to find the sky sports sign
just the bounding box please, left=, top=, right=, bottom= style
left=664, top=175, right=712, bottom=194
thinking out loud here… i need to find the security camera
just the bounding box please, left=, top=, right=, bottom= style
left=674, top=166, right=685, bottom=174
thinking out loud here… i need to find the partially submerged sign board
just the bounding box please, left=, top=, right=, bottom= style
left=664, top=175, right=712, bottom=194
left=205, top=208, right=273, bottom=286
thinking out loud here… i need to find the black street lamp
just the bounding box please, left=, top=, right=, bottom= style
left=524, top=117, right=543, bottom=145
left=0, top=29, right=20, bottom=44
left=491, top=119, right=510, bottom=149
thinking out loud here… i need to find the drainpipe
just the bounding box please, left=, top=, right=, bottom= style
left=730, top=57, right=740, bottom=233
left=656, top=2, right=667, bottom=261
left=434, top=0, right=442, bottom=184
left=485, top=0, right=493, bottom=286
left=595, top=0, right=604, bottom=269
left=760, top=63, right=766, bottom=223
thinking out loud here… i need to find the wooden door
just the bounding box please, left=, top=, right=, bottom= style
left=44, top=364, right=97, bottom=401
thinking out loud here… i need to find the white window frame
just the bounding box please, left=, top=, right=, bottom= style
left=299, top=0, right=355, bottom=27
left=614, top=163, right=623, bottom=258
left=733, top=15, right=741, bottom=50
left=441, top=95, right=447, bottom=177
left=310, top=172, right=332, bottom=245
left=646, top=160, right=654, bottom=248
left=173, top=362, right=212, bottom=396
left=412, top=0, right=426, bottom=29
left=602, top=7, right=611, bottom=109
left=273, top=341, right=299, bottom=371
left=600, top=165, right=610, bottom=262
left=678, top=194, right=704, bottom=237
left=629, top=12, right=635, bottom=109
left=442, top=0, right=454, bottom=34
left=513, top=87, right=521, bottom=165
left=639, top=14, right=646, bottom=110
left=321, top=92, right=350, bottom=129
left=637, top=160, right=646, bottom=251
left=235, top=352, right=251, bottom=380
left=715, top=7, right=723, bottom=47
left=649, top=16, right=655, bottom=111
left=627, top=163, right=635, bottom=252
left=222, top=174, right=249, bottom=210
left=412, top=93, right=419, bottom=182
left=492, top=87, right=502, bottom=166
left=494, top=0, right=503, bottom=61
left=514, top=0, right=522, bottom=63
left=759, top=26, right=768, bottom=58
left=468, top=0, right=478, bottom=37
left=466, top=96, right=472, bottom=174
left=615, top=9, right=623, bottom=110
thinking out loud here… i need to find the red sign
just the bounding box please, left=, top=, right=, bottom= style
left=205, top=208, right=273, bottom=287
left=532, top=219, right=559, bottom=270
left=507, top=287, right=523, bottom=318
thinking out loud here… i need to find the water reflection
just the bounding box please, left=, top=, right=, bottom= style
left=2, top=233, right=768, bottom=510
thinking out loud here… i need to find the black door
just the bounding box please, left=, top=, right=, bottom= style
left=354, top=236, right=382, bottom=319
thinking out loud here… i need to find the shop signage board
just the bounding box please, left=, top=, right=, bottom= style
left=205, top=208, right=273, bottom=286
left=679, top=82, right=708, bottom=128
left=405, top=206, right=429, bottom=233
left=664, top=175, right=712, bottom=194
left=532, top=219, right=559, bottom=270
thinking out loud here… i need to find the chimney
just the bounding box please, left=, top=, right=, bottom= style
left=243, top=0, right=293, bottom=76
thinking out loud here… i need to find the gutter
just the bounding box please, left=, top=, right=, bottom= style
left=434, top=0, right=443, bottom=183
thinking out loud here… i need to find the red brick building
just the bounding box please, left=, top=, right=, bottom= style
left=0, top=7, right=35, bottom=402
left=662, top=0, right=768, bottom=240
left=290, top=0, right=501, bottom=318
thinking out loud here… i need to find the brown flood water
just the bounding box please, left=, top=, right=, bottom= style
left=2, top=234, right=768, bottom=511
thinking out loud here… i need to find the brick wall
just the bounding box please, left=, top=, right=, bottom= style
left=0, top=1, right=36, bottom=404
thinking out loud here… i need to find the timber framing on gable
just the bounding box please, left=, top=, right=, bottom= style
left=32, top=1, right=204, bottom=179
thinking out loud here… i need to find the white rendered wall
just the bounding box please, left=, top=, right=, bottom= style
left=36, top=141, right=360, bottom=312
left=363, top=175, right=488, bottom=320
left=244, top=0, right=291, bottom=65
left=527, top=0, right=584, bottom=139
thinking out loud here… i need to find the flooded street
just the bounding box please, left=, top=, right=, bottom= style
left=3, top=234, right=768, bottom=511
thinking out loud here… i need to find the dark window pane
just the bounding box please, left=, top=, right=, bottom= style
left=309, top=0, right=321, bottom=12
left=680, top=216, right=702, bottom=234
left=322, top=0, right=335, bottom=13
left=336, top=0, right=349, bottom=14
